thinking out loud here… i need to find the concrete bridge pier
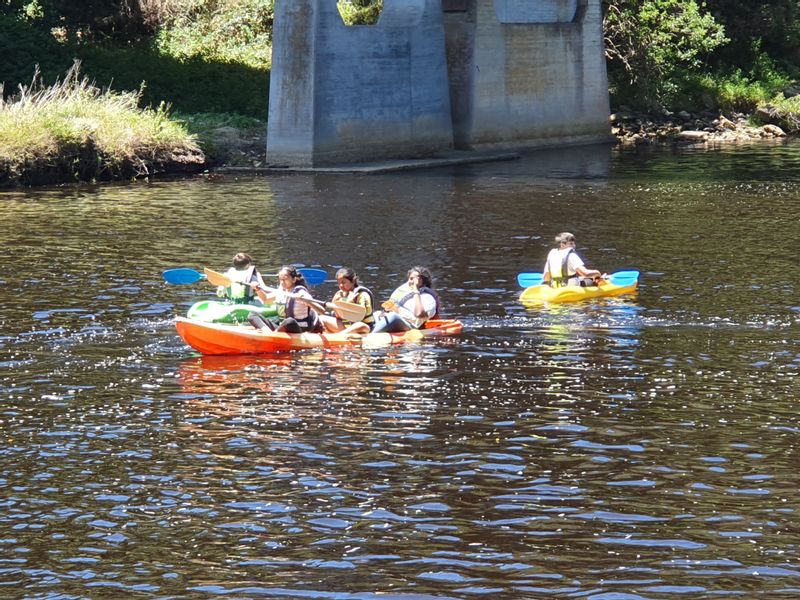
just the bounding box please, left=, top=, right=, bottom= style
left=266, top=0, right=454, bottom=167
left=443, top=0, right=612, bottom=150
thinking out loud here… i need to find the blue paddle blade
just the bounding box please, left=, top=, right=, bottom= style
left=517, top=270, right=639, bottom=288
left=163, top=268, right=205, bottom=284
left=299, top=268, right=327, bottom=285
left=517, top=272, right=544, bottom=288
left=607, top=270, right=640, bottom=284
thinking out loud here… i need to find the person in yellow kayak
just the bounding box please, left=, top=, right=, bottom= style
left=371, top=266, right=440, bottom=333
left=248, top=265, right=323, bottom=333
left=543, top=232, right=604, bottom=287
left=319, top=267, right=376, bottom=335
left=216, top=252, right=267, bottom=303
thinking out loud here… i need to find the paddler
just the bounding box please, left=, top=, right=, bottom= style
left=543, top=232, right=604, bottom=288
left=248, top=265, right=323, bottom=333
left=371, top=266, right=440, bottom=333
left=216, top=252, right=267, bottom=303
left=319, top=267, right=376, bottom=335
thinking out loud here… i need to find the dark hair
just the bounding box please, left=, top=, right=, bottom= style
left=232, top=252, right=253, bottom=269
left=279, top=265, right=307, bottom=287
left=408, top=266, right=433, bottom=289
left=335, top=267, right=359, bottom=286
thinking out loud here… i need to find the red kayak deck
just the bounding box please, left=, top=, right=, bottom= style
left=175, top=317, right=464, bottom=355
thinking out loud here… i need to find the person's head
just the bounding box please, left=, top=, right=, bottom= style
left=554, top=232, right=576, bottom=248
left=407, top=266, right=433, bottom=289
left=277, top=265, right=307, bottom=290
left=335, top=267, right=359, bottom=293
left=232, top=252, right=253, bottom=269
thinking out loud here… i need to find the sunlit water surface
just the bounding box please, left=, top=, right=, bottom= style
left=1, top=142, right=799, bottom=598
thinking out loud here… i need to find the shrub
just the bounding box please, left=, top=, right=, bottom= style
left=337, top=0, right=383, bottom=25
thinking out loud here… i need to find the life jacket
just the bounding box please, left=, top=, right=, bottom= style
left=334, top=285, right=376, bottom=325
left=548, top=249, right=580, bottom=288
left=227, top=266, right=259, bottom=303
left=278, top=285, right=319, bottom=331
left=387, top=284, right=440, bottom=324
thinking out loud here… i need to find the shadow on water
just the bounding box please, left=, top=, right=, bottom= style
left=1, top=142, right=800, bottom=596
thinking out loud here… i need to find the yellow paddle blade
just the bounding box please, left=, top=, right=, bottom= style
left=331, top=300, right=366, bottom=323
left=403, top=328, right=425, bottom=342
left=360, top=326, right=423, bottom=348
left=294, top=296, right=327, bottom=315
left=204, top=267, right=232, bottom=287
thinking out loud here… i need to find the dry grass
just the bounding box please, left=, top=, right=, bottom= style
left=0, top=61, right=204, bottom=186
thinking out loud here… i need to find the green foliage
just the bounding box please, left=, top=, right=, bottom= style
left=175, top=112, right=264, bottom=132
left=79, top=42, right=269, bottom=117
left=704, top=1, right=800, bottom=73
left=677, top=70, right=786, bottom=113
left=2, top=0, right=154, bottom=41
left=1, top=12, right=270, bottom=118
left=605, top=0, right=728, bottom=108
left=759, top=94, right=800, bottom=132
left=337, top=0, right=383, bottom=26
left=0, top=13, right=73, bottom=92
left=155, top=0, right=274, bottom=69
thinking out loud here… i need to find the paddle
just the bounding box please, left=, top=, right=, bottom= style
left=517, top=270, right=640, bottom=288
left=163, top=266, right=327, bottom=285
left=361, top=326, right=425, bottom=348
left=204, top=268, right=367, bottom=323
left=163, top=268, right=205, bottom=285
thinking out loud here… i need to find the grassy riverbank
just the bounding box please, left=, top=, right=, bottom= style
left=3, top=1, right=800, bottom=187
left=0, top=64, right=204, bottom=187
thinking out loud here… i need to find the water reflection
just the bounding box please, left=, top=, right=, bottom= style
left=2, top=142, right=800, bottom=596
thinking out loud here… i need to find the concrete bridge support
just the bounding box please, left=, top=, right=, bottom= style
left=266, top=0, right=454, bottom=167
left=443, top=0, right=611, bottom=149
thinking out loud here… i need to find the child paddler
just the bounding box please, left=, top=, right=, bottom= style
left=371, top=266, right=440, bottom=333
left=248, top=265, right=323, bottom=333
left=216, top=252, right=267, bottom=303
left=319, top=267, right=376, bottom=335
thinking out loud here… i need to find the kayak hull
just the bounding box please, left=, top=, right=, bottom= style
left=175, top=317, right=463, bottom=355
left=520, top=280, right=638, bottom=304
left=186, top=300, right=277, bottom=323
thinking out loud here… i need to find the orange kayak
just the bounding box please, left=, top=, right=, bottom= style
left=175, top=317, right=464, bottom=355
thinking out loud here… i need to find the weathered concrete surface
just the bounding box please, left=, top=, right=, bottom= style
left=267, top=0, right=454, bottom=167
left=443, top=0, right=612, bottom=150
left=221, top=149, right=519, bottom=174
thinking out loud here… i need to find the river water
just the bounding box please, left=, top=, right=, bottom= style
left=1, top=142, right=799, bottom=598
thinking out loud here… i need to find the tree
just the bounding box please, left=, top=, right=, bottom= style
left=604, top=0, right=728, bottom=108
left=704, top=1, right=800, bottom=72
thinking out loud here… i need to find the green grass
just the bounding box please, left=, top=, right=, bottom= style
left=0, top=62, right=203, bottom=186
left=1, top=13, right=270, bottom=119
left=685, top=69, right=792, bottom=113
left=754, top=94, right=800, bottom=132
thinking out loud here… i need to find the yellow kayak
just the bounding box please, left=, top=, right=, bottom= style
left=519, top=280, right=638, bottom=304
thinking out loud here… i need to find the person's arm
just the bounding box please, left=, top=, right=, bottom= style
left=408, top=285, right=426, bottom=318
left=393, top=282, right=425, bottom=319
left=576, top=264, right=602, bottom=279
left=570, top=252, right=601, bottom=280
left=542, top=250, right=553, bottom=283
left=253, top=283, right=277, bottom=304
left=256, top=289, right=277, bottom=304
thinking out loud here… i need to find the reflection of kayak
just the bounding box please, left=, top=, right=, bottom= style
left=519, top=279, right=638, bottom=304
left=175, top=317, right=464, bottom=355
left=186, top=300, right=277, bottom=323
